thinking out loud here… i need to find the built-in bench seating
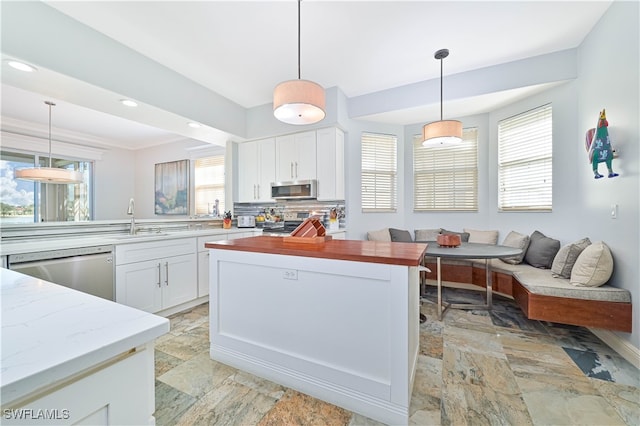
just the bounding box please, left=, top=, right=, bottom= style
left=421, top=257, right=632, bottom=332
left=366, top=227, right=632, bottom=333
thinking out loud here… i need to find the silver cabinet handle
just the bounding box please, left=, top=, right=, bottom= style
left=295, top=161, right=298, bottom=178
left=253, top=184, right=257, bottom=199
left=290, top=162, right=294, bottom=178
left=165, top=261, right=169, bottom=286
left=157, top=263, right=162, bottom=288
left=257, top=184, right=260, bottom=199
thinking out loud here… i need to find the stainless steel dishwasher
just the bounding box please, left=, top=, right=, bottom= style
left=8, top=245, right=114, bottom=301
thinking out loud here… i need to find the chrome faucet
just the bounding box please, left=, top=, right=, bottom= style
left=127, top=198, right=136, bottom=235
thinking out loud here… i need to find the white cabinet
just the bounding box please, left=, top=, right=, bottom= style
left=115, top=238, right=197, bottom=313
left=197, top=231, right=259, bottom=297
left=316, top=128, right=345, bottom=201
left=276, top=131, right=316, bottom=181
left=237, top=138, right=276, bottom=202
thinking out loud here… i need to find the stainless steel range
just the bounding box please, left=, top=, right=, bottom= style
left=262, top=212, right=309, bottom=234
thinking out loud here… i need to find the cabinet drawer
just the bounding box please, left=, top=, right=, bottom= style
left=115, top=238, right=196, bottom=265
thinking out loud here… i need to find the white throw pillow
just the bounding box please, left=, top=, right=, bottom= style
left=367, top=228, right=391, bottom=242
left=570, top=242, right=613, bottom=287
left=464, top=228, right=499, bottom=245
left=500, top=231, right=530, bottom=264
left=551, top=238, right=591, bottom=278
left=415, top=228, right=441, bottom=241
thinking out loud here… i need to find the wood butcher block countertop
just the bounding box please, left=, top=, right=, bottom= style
left=205, top=235, right=427, bottom=266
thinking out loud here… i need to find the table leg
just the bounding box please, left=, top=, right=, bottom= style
left=486, top=258, right=492, bottom=309
left=437, top=256, right=443, bottom=320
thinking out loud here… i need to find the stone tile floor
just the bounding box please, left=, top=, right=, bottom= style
left=154, top=287, right=639, bottom=425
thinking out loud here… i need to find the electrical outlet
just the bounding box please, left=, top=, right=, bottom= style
left=611, top=204, right=618, bottom=219
left=283, top=269, right=298, bottom=280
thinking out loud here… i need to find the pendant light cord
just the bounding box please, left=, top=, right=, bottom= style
left=46, top=101, right=55, bottom=168
left=439, top=56, right=443, bottom=121
left=297, top=0, right=301, bottom=80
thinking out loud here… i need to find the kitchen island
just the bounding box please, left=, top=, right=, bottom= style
left=0, top=268, right=169, bottom=425
left=205, top=236, right=427, bottom=425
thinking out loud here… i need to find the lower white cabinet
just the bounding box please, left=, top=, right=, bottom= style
left=197, top=231, right=258, bottom=297
left=8, top=344, right=156, bottom=426
left=116, top=238, right=197, bottom=313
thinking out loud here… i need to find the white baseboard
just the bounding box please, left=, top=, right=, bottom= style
left=589, top=328, right=640, bottom=369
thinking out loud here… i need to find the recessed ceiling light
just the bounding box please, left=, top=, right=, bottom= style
left=6, top=60, right=37, bottom=72
left=188, top=122, right=202, bottom=128
left=120, top=99, right=138, bottom=107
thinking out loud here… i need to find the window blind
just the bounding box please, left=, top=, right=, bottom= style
left=413, top=128, right=478, bottom=211
left=361, top=132, right=397, bottom=212
left=194, top=155, right=225, bottom=215
left=498, top=104, right=552, bottom=211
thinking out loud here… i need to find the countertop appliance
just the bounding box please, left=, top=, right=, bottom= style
left=237, top=215, right=256, bottom=228
left=8, top=245, right=115, bottom=301
left=271, top=180, right=317, bottom=200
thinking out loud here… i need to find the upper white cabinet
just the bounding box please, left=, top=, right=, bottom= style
left=237, top=138, right=276, bottom=202
left=316, top=128, right=345, bottom=201
left=276, top=131, right=317, bottom=181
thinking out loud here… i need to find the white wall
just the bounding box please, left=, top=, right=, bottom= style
left=93, top=147, right=136, bottom=220
left=576, top=0, right=639, bottom=349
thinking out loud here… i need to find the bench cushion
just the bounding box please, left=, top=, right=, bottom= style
left=486, top=259, right=630, bottom=303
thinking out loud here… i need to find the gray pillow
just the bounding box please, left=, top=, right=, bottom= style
left=441, top=229, right=469, bottom=242
left=389, top=228, right=413, bottom=242
left=525, top=230, right=561, bottom=269
left=414, top=228, right=441, bottom=241
left=500, top=231, right=530, bottom=264
left=551, top=238, right=591, bottom=278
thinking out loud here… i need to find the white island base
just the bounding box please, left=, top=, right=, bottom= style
left=208, top=248, right=420, bottom=425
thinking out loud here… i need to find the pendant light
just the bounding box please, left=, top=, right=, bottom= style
left=273, top=0, right=325, bottom=125
left=15, top=101, right=84, bottom=184
left=422, top=49, right=462, bottom=147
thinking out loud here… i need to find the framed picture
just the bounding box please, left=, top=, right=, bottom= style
left=155, top=159, right=189, bottom=215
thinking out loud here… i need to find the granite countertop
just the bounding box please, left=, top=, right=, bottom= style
left=206, top=235, right=426, bottom=266
left=0, top=268, right=170, bottom=406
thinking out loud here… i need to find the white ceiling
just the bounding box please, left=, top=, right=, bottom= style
left=1, top=1, right=612, bottom=149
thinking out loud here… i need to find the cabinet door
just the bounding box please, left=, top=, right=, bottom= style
left=276, top=134, right=296, bottom=181
left=115, top=260, right=162, bottom=313
left=163, top=254, right=197, bottom=310
left=257, top=138, right=276, bottom=201
left=294, top=131, right=317, bottom=180
left=237, top=141, right=259, bottom=202
left=316, top=128, right=345, bottom=201
left=197, top=250, right=210, bottom=297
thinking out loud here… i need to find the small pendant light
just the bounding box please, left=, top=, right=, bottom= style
left=15, top=101, right=84, bottom=184
left=273, top=0, right=325, bottom=125
left=422, top=49, right=463, bottom=147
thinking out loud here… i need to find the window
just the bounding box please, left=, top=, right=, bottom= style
left=498, top=104, right=552, bottom=211
left=0, top=150, right=92, bottom=223
left=194, top=155, right=225, bottom=215
left=361, top=132, right=397, bottom=212
left=413, top=128, right=478, bottom=211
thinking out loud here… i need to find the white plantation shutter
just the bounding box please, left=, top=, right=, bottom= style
left=498, top=104, right=552, bottom=211
left=195, top=155, right=225, bottom=215
left=413, top=128, right=478, bottom=211
left=361, top=132, right=397, bottom=212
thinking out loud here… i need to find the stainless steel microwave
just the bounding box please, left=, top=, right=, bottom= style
left=271, top=180, right=317, bottom=200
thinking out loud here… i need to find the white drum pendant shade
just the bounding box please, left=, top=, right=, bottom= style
left=15, top=167, right=84, bottom=183
left=422, top=119, right=463, bottom=148
left=14, top=101, right=84, bottom=184
left=273, top=79, right=326, bottom=125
